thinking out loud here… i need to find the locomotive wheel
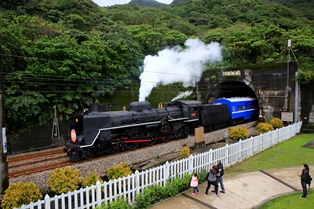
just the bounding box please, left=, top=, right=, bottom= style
left=82, top=150, right=95, bottom=160
left=144, top=137, right=156, bottom=146
left=124, top=143, right=139, bottom=150
left=163, top=136, right=170, bottom=142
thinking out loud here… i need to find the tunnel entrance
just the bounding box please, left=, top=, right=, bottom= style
left=207, top=81, right=257, bottom=103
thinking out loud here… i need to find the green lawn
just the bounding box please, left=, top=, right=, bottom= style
left=225, top=133, right=314, bottom=209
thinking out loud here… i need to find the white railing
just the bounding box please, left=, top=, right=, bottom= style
left=17, top=122, right=302, bottom=209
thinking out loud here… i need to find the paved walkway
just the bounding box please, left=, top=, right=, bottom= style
left=150, top=166, right=313, bottom=209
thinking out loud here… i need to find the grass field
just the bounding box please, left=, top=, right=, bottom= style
left=225, top=133, right=314, bottom=209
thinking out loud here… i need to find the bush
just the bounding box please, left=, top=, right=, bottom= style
left=270, top=118, right=283, bottom=129
left=107, top=162, right=132, bottom=180
left=134, top=191, right=152, bottom=209
left=256, top=123, right=274, bottom=134
left=178, top=146, right=191, bottom=159
left=172, top=173, right=192, bottom=192
left=1, top=182, right=42, bottom=209
left=82, top=172, right=103, bottom=188
left=48, top=166, right=81, bottom=194
left=95, top=197, right=131, bottom=209
left=228, top=126, right=250, bottom=140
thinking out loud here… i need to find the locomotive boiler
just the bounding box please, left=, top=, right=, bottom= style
left=64, top=98, right=258, bottom=161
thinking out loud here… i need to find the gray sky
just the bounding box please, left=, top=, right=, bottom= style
left=93, top=0, right=173, bottom=7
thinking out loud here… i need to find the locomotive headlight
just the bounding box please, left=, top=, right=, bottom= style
left=70, top=129, right=77, bottom=143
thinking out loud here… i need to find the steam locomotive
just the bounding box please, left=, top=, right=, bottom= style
left=64, top=97, right=259, bottom=161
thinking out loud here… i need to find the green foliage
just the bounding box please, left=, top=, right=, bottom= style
left=228, top=126, right=250, bottom=140
left=95, top=196, right=131, bottom=209
left=132, top=172, right=198, bottom=208
left=1, top=0, right=314, bottom=133
left=256, top=123, right=274, bottom=134
left=107, top=162, right=132, bottom=180
left=82, top=172, right=103, bottom=188
left=47, top=166, right=81, bottom=194
left=178, top=146, right=191, bottom=159
left=134, top=191, right=153, bottom=209
left=270, top=118, right=284, bottom=129
left=259, top=192, right=314, bottom=209
left=4, top=91, right=49, bottom=129
left=1, top=182, right=42, bottom=209
left=172, top=173, right=192, bottom=192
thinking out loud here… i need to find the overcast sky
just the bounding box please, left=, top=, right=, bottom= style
left=93, top=0, right=173, bottom=7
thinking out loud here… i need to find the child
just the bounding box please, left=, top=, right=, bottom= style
left=190, top=172, right=199, bottom=195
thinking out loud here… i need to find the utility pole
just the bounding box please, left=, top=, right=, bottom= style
left=0, top=45, right=9, bottom=196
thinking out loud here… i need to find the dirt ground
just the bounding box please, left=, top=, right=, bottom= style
left=303, top=140, right=314, bottom=148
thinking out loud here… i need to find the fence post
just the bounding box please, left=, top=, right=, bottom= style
left=225, top=144, right=229, bottom=165
left=135, top=170, right=140, bottom=195
left=249, top=137, right=252, bottom=156
left=189, top=155, right=193, bottom=174
left=96, top=181, right=102, bottom=206
left=208, top=149, right=212, bottom=170
left=239, top=139, right=242, bottom=159
left=44, top=194, right=50, bottom=209
left=164, top=161, right=169, bottom=186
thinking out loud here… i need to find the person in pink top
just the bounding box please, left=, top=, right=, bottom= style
left=190, top=172, right=199, bottom=195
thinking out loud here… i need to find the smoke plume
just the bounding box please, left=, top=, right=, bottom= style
left=171, top=91, right=193, bottom=101
left=138, top=38, right=223, bottom=101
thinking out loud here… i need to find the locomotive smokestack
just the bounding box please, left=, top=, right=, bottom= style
left=92, top=104, right=99, bottom=112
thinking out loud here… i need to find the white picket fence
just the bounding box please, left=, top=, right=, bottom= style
left=17, top=122, right=302, bottom=209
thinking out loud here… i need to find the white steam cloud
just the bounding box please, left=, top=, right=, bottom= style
left=138, top=38, right=223, bottom=101
left=171, top=91, right=193, bottom=101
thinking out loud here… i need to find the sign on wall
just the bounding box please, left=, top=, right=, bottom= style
left=281, top=112, right=293, bottom=122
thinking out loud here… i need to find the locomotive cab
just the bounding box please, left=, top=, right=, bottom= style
left=168, top=100, right=201, bottom=121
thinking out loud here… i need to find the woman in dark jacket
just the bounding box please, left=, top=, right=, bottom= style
left=299, top=163, right=310, bottom=198
left=205, top=165, right=219, bottom=196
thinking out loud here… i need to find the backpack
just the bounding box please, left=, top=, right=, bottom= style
left=306, top=175, right=312, bottom=185
left=204, top=172, right=209, bottom=181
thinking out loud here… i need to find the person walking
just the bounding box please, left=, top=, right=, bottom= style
left=190, top=172, right=199, bottom=195
left=205, top=165, right=219, bottom=197
left=216, top=160, right=225, bottom=193
left=212, top=160, right=225, bottom=194
left=299, top=163, right=310, bottom=199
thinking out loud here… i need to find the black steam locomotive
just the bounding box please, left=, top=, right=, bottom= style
left=64, top=98, right=258, bottom=161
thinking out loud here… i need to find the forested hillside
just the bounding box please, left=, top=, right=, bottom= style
left=0, top=0, right=313, bottom=132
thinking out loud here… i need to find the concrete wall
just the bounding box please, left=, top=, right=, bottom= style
left=200, top=62, right=299, bottom=123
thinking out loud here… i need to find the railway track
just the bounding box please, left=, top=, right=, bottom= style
left=7, top=121, right=257, bottom=179
left=8, top=148, right=73, bottom=178
left=7, top=138, right=181, bottom=179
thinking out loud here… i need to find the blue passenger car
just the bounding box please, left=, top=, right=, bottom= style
left=212, top=97, right=259, bottom=124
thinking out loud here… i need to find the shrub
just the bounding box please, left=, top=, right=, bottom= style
left=178, top=146, right=190, bottom=159
left=95, top=197, right=131, bottom=209
left=198, top=169, right=209, bottom=184
left=82, top=172, right=103, bottom=188
left=107, top=162, right=132, bottom=180
left=48, top=166, right=81, bottom=194
left=107, top=197, right=131, bottom=209
left=173, top=173, right=192, bottom=192
left=228, top=126, right=250, bottom=140
left=163, top=181, right=179, bottom=197
left=1, top=182, right=42, bottom=209
left=134, top=190, right=153, bottom=209
left=256, top=122, right=274, bottom=134
left=270, top=118, right=283, bottom=129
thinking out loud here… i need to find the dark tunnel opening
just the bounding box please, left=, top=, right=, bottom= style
left=207, top=81, right=260, bottom=121
left=208, top=81, right=257, bottom=102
